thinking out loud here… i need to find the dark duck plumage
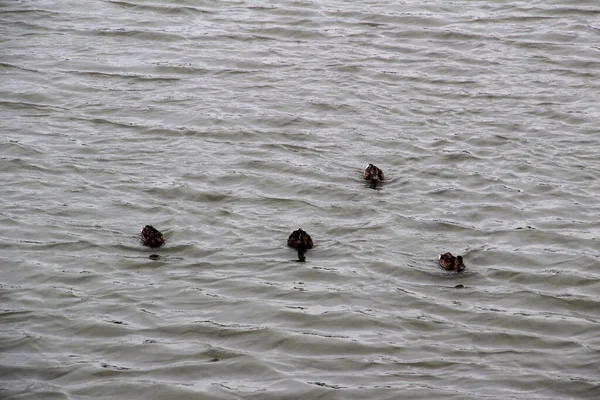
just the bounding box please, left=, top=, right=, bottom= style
left=287, top=228, right=313, bottom=251
left=363, top=164, right=384, bottom=181
left=141, top=225, right=165, bottom=248
left=439, top=252, right=465, bottom=272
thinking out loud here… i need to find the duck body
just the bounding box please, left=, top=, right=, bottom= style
left=141, top=225, right=165, bottom=248
left=363, top=164, right=384, bottom=181
left=439, top=252, right=465, bottom=272
left=287, top=228, right=313, bottom=250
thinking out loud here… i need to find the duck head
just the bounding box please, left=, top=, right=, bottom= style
left=455, top=256, right=465, bottom=272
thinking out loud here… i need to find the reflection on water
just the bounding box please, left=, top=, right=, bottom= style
left=296, top=250, right=306, bottom=263
left=365, top=179, right=384, bottom=191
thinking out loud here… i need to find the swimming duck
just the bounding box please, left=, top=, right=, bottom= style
left=287, top=228, right=313, bottom=250
left=363, top=164, right=384, bottom=181
left=439, top=252, right=465, bottom=272
left=141, top=225, right=165, bottom=248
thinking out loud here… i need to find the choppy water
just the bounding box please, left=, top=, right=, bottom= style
left=2, top=1, right=600, bottom=399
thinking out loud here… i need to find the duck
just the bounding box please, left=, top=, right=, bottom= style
left=363, top=164, right=384, bottom=181
left=141, top=225, right=165, bottom=248
left=287, top=228, right=313, bottom=250
left=439, top=252, right=465, bottom=272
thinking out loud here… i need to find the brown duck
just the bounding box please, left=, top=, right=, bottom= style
left=439, top=252, right=465, bottom=272
left=287, top=228, right=313, bottom=251
left=141, top=225, right=165, bottom=248
left=363, top=164, right=384, bottom=181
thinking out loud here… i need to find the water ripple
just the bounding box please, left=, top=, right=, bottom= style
left=1, top=0, right=600, bottom=399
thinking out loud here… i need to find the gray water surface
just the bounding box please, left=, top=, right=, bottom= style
left=2, top=1, right=600, bottom=399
